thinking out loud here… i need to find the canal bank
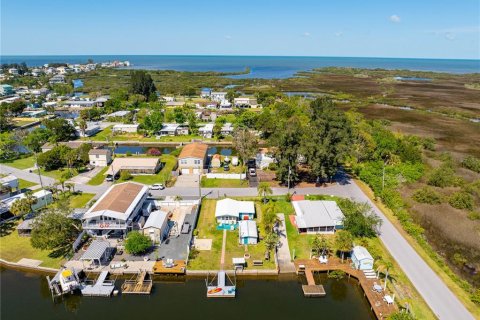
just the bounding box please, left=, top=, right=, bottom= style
left=0, top=267, right=376, bottom=320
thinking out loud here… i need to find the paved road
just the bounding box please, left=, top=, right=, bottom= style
left=1, top=163, right=473, bottom=319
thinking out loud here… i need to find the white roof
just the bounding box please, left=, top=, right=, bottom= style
left=293, top=200, right=344, bottom=229
left=199, top=123, right=214, bottom=132
left=0, top=175, right=18, bottom=185
left=352, top=246, right=373, bottom=261
left=215, top=198, right=255, bottom=218
left=160, top=123, right=180, bottom=131
left=107, top=110, right=130, bottom=117
left=238, top=220, right=258, bottom=239
left=143, top=210, right=169, bottom=229
left=113, top=124, right=138, bottom=129
left=80, top=240, right=111, bottom=260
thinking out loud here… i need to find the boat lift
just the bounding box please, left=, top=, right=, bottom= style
left=206, top=270, right=236, bottom=298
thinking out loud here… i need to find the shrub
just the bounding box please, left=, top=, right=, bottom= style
left=327, top=270, right=346, bottom=280
left=120, top=170, right=132, bottom=181
left=125, top=231, right=152, bottom=255
left=448, top=192, right=474, bottom=210
left=146, top=147, right=161, bottom=156
left=125, top=151, right=132, bottom=157
left=427, top=165, right=462, bottom=188
left=462, top=155, right=480, bottom=173
left=412, top=187, right=442, bottom=204
left=467, top=211, right=480, bottom=221
left=471, top=289, right=480, bottom=305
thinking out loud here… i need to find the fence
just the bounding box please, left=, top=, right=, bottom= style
left=205, top=173, right=246, bottom=180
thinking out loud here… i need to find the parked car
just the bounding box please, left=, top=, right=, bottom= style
left=105, top=174, right=114, bottom=182
left=248, top=168, right=257, bottom=176
left=150, top=183, right=165, bottom=190
left=181, top=222, right=191, bottom=234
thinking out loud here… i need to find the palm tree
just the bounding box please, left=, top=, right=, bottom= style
left=24, top=190, right=37, bottom=211
left=262, top=202, right=281, bottom=233
left=312, top=235, right=331, bottom=257
left=10, top=198, right=32, bottom=216
left=78, top=118, right=87, bottom=137
left=257, top=182, right=272, bottom=203
left=58, top=177, right=67, bottom=194
left=334, top=230, right=354, bottom=262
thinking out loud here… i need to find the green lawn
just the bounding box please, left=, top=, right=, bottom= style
left=69, top=193, right=95, bottom=208
left=34, top=168, right=69, bottom=180
left=200, top=178, right=248, bottom=188
left=18, top=179, right=37, bottom=191
left=2, top=156, right=36, bottom=169
left=129, top=154, right=177, bottom=186
left=0, top=221, right=64, bottom=268
left=87, top=167, right=108, bottom=185
left=188, top=199, right=223, bottom=270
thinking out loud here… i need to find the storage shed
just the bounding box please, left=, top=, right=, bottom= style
left=142, top=210, right=170, bottom=244
left=238, top=220, right=258, bottom=245
left=351, top=246, right=374, bottom=271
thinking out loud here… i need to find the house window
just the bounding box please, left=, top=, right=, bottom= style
left=180, top=159, right=187, bottom=165
left=194, top=159, right=200, bottom=165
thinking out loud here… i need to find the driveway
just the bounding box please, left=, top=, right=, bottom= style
left=68, top=167, right=103, bottom=184
left=276, top=214, right=296, bottom=273
left=174, top=174, right=200, bottom=188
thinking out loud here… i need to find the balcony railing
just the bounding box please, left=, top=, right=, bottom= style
left=82, top=221, right=127, bottom=230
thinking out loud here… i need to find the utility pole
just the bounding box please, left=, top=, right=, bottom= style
left=33, top=152, right=48, bottom=208
left=287, top=165, right=291, bottom=190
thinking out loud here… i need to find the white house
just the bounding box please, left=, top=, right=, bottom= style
left=88, top=149, right=112, bottom=167
left=198, top=123, right=214, bottom=138
left=81, top=182, right=149, bottom=237
left=200, top=88, right=212, bottom=98
left=234, top=97, right=259, bottom=108
left=8, top=68, right=19, bottom=75
left=1, top=189, right=53, bottom=214
left=177, top=143, right=208, bottom=174
left=112, top=124, right=139, bottom=134
left=0, top=175, right=19, bottom=200
left=158, top=123, right=189, bottom=136
left=293, top=200, right=344, bottom=234
left=215, top=198, right=255, bottom=229
left=142, top=210, right=170, bottom=244
left=351, top=246, right=374, bottom=271
left=238, top=220, right=258, bottom=245
left=211, top=91, right=227, bottom=103
left=49, top=74, right=66, bottom=85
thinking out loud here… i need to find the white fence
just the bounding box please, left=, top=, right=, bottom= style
left=205, top=173, right=246, bottom=180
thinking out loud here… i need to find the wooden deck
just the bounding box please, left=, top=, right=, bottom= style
left=153, top=260, right=186, bottom=275
left=295, top=258, right=397, bottom=319
left=121, top=271, right=153, bottom=295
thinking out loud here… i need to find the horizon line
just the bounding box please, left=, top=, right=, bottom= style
left=1, top=54, right=479, bottom=61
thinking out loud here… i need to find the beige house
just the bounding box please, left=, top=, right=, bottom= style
left=112, top=124, right=139, bottom=134
left=234, top=97, right=259, bottom=108
left=108, top=157, right=161, bottom=176
left=88, top=149, right=112, bottom=167
left=178, top=143, right=208, bottom=175
left=142, top=210, right=170, bottom=244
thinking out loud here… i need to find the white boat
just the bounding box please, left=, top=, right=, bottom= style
left=47, top=268, right=81, bottom=297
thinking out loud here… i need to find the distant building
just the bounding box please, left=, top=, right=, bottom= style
left=215, top=198, right=255, bottom=229
left=8, top=68, right=19, bottom=75
left=198, top=123, right=214, bottom=138
left=177, top=142, right=208, bottom=175
left=20, top=109, right=47, bottom=118
left=81, top=182, right=149, bottom=237
left=211, top=91, right=227, bottom=103
left=112, top=124, right=139, bottom=134
left=238, top=220, right=258, bottom=245
left=234, top=97, right=259, bottom=108
left=88, top=148, right=113, bottom=167
left=1, top=189, right=53, bottom=215
left=49, top=74, right=66, bottom=85
left=200, top=88, right=212, bottom=98
left=109, top=157, right=161, bottom=176
left=0, top=175, right=19, bottom=200
left=292, top=200, right=344, bottom=234
left=220, top=122, right=234, bottom=136
left=158, top=123, right=189, bottom=136
left=0, top=84, right=14, bottom=96
left=107, top=110, right=131, bottom=118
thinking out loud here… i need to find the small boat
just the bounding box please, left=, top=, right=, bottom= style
left=207, top=287, right=222, bottom=295
left=47, top=268, right=81, bottom=298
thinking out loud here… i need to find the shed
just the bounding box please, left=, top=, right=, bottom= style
left=238, top=220, right=258, bottom=245
left=351, top=246, right=374, bottom=271
left=142, top=210, right=170, bottom=244
left=80, top=240, right=113, bottom=266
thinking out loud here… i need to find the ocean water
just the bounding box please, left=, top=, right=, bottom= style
left=1, top=55, right=479, bottom=78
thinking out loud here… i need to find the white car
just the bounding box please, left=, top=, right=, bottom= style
left=150, top=183, right=165, bottom=190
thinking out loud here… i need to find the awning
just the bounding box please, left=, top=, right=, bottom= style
left=80, top=240, right=111, bottom=261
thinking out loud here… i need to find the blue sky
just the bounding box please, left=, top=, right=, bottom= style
left=1, top=0, right=479, bottom=59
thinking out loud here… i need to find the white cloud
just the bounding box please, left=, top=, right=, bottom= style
left=389, top=15, right=401, bottom=23
left=224, top=35, right=232, bottom=40
left=444, top=32, right=456, bottom=41
left=335, top=31, right=343, bottom=37
left=303, top=32, right=311, bottom=37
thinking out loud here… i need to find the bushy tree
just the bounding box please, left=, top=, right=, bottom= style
left=146, top=147, right=161, bottom=156
left=232, top=128, right=258, bottom=165
left=334, top=230, right=354, bottom=262
left=42, top=118, right=76, bottom=142
left=338, top=199, right=382, bottom=238
left=23, top=128, right=50, bottom=152
left=448, top=192, right=474, bottom=210
left=31, top=206, right=79, bottom=250
left=130, top=70, right=156, bottom=98
left=0, top=132, right=18, bottom=161
left=120, top=170, right=132, bottom=181
left=125, top=231, right=152, bottom=254
left=142, top=110, right=163, bottom=134
left=412, top=187, right=442, bottom=204
left=462, top=155, right=480, bottom=173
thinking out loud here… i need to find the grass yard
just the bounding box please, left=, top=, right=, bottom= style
left=2, top=156, right=36, bottom=169
left=34, top=168, right=69, bottom=180
left=200, top=177, right=248, bottom=188
left=69, top=192, right=95, bottom=208
left=87, top=167, right=108, bottom=185
left=188, top=199, right=223, bottom=270
left=0, top=221, right=64, bottom=268
left=130, top=154, right=177, bottom=186
left=18, top=179, right=37, bottom=190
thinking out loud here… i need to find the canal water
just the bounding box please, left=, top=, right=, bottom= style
left=1, top=268, right=374, bottom=320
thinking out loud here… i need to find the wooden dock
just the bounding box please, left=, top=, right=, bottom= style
left=121, top=271, right=153, bottom=295
left=153, top=260, right=186, bottom=275
left=295, top=258, right=397, bottom=319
